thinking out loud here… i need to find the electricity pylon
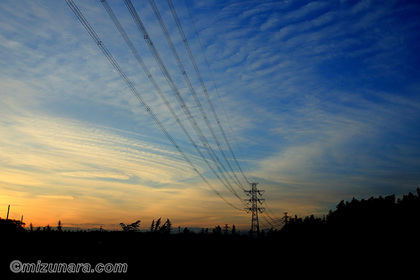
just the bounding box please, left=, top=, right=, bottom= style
left=244, top=183, right=265, bottom=237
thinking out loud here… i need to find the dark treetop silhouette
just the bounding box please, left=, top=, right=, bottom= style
left=1, top=189, right=419, bottom=277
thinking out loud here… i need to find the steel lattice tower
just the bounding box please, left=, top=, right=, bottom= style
left=244, top=183, right=265, bottom=236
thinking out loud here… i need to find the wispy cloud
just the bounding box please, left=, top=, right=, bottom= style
left=36, top=195, right=74, bottom=200
left=0, top=112, right=197, bottom=185
left=255, top=88, right=420, bottom=200
left=0, top=111, right=244, bottom=227
left=1, top=0, right=419, bottom=228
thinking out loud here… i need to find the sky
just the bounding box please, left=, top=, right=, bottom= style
left=1, top=0, right=420, bottom=231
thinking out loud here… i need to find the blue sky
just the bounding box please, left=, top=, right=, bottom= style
left=1, top=0, right=420, bottom=230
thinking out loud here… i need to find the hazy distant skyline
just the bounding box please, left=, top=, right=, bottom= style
left=1, top=0, right=419, bottom=230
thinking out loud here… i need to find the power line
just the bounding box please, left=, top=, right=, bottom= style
left=148, top=0, right=244, bottom=191
left=264, top=200, right=284, bottom=223
left=124, top=0, right=243, bottom=202
left=184, top=0, right=253, bottom=184
left=100, top=0, right=245, bottom=209
left=67, top=0, right=285, bottom=225
left=168, top=0, right=250, bottom=188
left=182, top=1, right=284, bottom=230
left=65, top=0, right=242, bottom=211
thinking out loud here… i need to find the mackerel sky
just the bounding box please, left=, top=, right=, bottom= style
left=1, top=0, right=419, bottom=230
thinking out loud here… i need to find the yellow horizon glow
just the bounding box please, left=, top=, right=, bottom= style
left=0, top=113, right=255, bottom=230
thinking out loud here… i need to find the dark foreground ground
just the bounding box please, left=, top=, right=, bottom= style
left=2, top=189, right=419, bottom=278
left=1, top=228, right=418, bottom=279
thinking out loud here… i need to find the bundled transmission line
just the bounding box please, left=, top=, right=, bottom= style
left=184, top=0, right=253, bottom=185
left=100, top=0, right=244, bottom=205
left=65, top=0, right=242, bottom=210
left=167, top=0, right=250, bottom=187
left=123, top=0, right=244, bottom=200
left=65, top=0, right=280, bottom=226
left=149, top=0, right=244, bottom=191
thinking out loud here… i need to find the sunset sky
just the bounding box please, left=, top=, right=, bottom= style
left=1, top=0, right=420, bottom=231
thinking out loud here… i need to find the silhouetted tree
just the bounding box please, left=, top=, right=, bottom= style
left=281, top=213, right=325, bottom=236
left=119, top=220, right=141, bottom=232
left=267, top=227, right=277, bottom=237
left=162, top=218, right=172, bottom=234
left=213, top=225, right=222, bottom=235
left=154, top=218, right=161, bottom=233
left=150, top=218, right=172, bottom=234
left=0, top=218, right=26, bottom=233
left=280, top=189, right=420, bottom=238
left=150, top=220, right=155, bottom=232
left=158, top=219, right=170, bottom=234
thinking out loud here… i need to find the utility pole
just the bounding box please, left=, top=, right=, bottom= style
left=223, top=224, right=229, bottom=236
left=6, top=205, right=10, bottom=220
left=244, top=183, right=265, bottom=237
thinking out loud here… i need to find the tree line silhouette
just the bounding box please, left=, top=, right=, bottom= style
left=2, top=189, right=419, bottom=277
left=279, top=188, right=420, bottom=240
left=2, top=188, right=420, bottom=238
